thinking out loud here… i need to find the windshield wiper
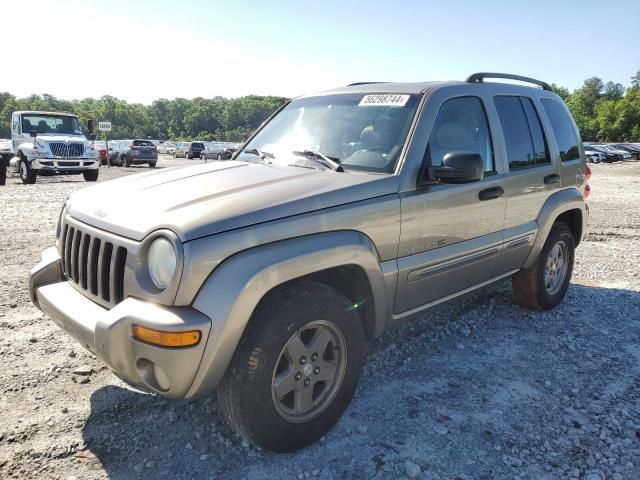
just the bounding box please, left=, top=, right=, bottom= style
left=292, top=150, right=344, bottom=172
left=243, top=148, right=274, bottom=163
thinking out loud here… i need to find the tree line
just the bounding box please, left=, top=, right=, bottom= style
left=0, top=94, right=288, bottom=142
left=1, top=70, right=639, bottom=143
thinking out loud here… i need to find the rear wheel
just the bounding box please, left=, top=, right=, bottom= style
left=512, top=222, right=575, bottom=311
left=83, top=169, right=99, bottom=182
left=19, top=156, right=37, bottom=184
left=149, top=162, right=157, bottom=168
left=122, top=155, right=130, bottom=167
left=217, top=153, right=222, bottom=160
left=217, top=281, right=366, bottom=453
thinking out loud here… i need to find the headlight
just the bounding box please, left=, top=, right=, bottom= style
left=32, top=149, right=47, bottom=158
left=147, top=237, right=177, bottom=290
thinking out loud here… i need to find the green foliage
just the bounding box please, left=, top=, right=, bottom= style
left=0, top=93, right=288, bottom=142
left=1, top=72, right=640, bottom=143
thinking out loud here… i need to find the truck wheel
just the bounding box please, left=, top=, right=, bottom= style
left=512, top=222, right=575, bottom=311
left=19, top=157, right=37, bottom=184
left=83, top=170, right=99, bottom=182
left=217, top=281, right=366, bottom=453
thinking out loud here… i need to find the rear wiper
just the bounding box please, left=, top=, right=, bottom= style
left=292, top=150, right=344, bottom=172
left=243, top=148, right=274, bottom=163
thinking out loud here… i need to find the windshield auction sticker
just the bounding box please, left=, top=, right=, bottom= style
left=358, top=94, right=410, bottom=107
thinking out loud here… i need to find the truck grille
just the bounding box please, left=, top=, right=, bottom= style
left=49, top=142, right=85, bottom=158
left=60, top=222, right=127, bottom=307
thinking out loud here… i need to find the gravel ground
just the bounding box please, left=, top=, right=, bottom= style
left=0, top=158, right=639, bottom=480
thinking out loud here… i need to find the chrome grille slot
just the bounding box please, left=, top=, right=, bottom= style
left=60, top=219, right=128, bottom=308
left=49, top=142, right=85, bottom=158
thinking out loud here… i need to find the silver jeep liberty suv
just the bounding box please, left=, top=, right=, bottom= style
left=30, top=73, right=589, bottom=452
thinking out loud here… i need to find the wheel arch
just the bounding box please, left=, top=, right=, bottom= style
left=523, top=188, right=588, bottom=269
left=186, top=230, right=390, bottom=398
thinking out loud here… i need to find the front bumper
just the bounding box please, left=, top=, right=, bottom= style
left=31, top=158, right=99, bottom=171
left=30, top=247, right=212, bottom=398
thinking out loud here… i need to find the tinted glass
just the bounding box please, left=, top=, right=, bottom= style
left=133, top=140, right=154, bottom=146
left=494, top=96, right=549, bottom=170
left=192, top=143, right=205, bottom=149
left=521, top=98, right=549, bottom=165
left=541, top=98, right=580, bottom=162
left=427, top=96, right=494, bottom=172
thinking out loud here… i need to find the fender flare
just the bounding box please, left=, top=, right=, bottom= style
left=186, top=230, right=388, bottom=398
left=523, top=188, right=587, bottom=269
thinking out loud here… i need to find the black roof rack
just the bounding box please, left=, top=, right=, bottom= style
left=466, top=72, right=551, bottom=91
left=347, top=82, right=386, bottom=86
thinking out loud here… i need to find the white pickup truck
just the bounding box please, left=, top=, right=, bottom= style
left=8, top=111, right=99, bottom=184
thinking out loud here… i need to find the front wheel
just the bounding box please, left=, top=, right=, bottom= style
left=217, top=281, right=366, bottom=453
left=19, top=158, right=37, bottom=184
left=83, top=169, right=99, bottom=182
left=512, top=222, right=575, bottom=311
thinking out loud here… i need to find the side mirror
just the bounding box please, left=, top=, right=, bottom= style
left=429, top=151, right=484, bottom=184
left=30, top=130, right=38, bottom=138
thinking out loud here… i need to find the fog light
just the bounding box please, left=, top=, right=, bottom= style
left=153, top=364, right=170, bottom=391
left=132, top=325, right=201, bottom=347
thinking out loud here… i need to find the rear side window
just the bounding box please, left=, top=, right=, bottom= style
left=540, top=98, right=580, bottom=162
left=494, top=96, right=549, bottom=170
left=427, top=96, right=495, bottom=173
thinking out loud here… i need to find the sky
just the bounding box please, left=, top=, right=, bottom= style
left=2, top=0, right=639, bottom=104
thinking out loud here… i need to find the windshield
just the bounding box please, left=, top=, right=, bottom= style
left=237, top=93, right=421, bottom=173
left=22, top=114, right=82, bottom=135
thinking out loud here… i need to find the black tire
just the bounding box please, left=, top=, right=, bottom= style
left=512, top=222, right=575, bottom=311
left=172, top=152, right=176, bottom=159
left=0, top=156, right=6, bottom=186
left=19, top=156, right=37, bottom=184
left=217, top=281, right=366, bottom=453
left=149, top=162, right=157, bottom=168
left=217, top=153, right=222, bottom=160
left=83, top=169, right=99, bottom=182
left=186, top=152, right=191, bottom=159
left=122, top=155, right=130, bottom=168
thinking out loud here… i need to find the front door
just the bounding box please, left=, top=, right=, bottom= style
left=395, top=96, right=507, bottom=315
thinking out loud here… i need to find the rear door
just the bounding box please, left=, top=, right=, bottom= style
left=491, top=95, right=560, bottom=274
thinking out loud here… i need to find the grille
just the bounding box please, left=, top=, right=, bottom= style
left=49, top=142, right=85, bottom=158
left=60, top=222, right=127, bottom=306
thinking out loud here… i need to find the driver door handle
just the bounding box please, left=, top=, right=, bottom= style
left=478, top=186, right=504, bottom=201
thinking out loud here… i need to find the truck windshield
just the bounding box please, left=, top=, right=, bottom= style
left=22, top=115, right=82, bottom=135
left=237, top=93, right=421, bottom=173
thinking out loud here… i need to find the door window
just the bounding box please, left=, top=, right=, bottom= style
left=540, top=98, right=580, bottom=162
left=494, top=96, right=550, bottom=170
left=427, top=97, right=495, bottom=173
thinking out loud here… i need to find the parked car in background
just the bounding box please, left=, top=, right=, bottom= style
left=583, top=145, right=606, bottom=163
left=158, top=142, right=176, bottom=155
left=93, top=141, right=108, bottom=165
left=589, top=145, right=623, bottom=162
left=220, top=142, right=240, bottom=159
left=202, top=142, right=227, bottom=161
left=173, top=141, right=205, bottom=159
left=111, top=139, right=158, bottom=167
left=598, top=144, right=631, bottom=160
left=611, top=144, right=640, bottom=160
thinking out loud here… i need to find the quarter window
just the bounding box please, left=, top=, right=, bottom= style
left=540, top=98, right=580, bottom=162
left=427, top=97, right=494, bottom=173
left=494, top=96, right=550, bottom=170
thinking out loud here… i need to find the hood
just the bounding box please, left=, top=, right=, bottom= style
left=40, top=135, right=88, bottom=144
left=68, top=161, right=398, bottom=242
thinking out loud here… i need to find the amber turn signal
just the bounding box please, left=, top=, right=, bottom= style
left=132, top=325, right=201, bottom=348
